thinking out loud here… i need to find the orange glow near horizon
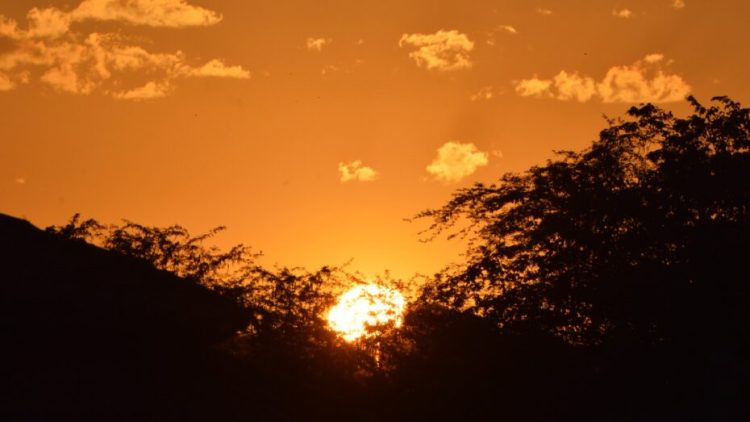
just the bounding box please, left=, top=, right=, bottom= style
left=327, top=284, right=406, bottom=341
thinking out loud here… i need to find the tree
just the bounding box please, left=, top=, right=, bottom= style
left=416, top=96, right=750, bottom=347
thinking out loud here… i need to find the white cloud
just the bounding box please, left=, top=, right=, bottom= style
left=514, top=76, right=553, bottom=98
left=399, top=30, right=474, bottom=71
left=0, top=72, right=15, bottom=91
left=0, top=16, right=22, bottom=39
left=73, top=0, right=222, bottom=27
left=612, top=9, right=633, bottom=18
left=470, top=86, right=494, bottom=101
left=112, top=80, right=171, bottom=100
left=339, top=161, right=378, bottom=183
left=426, top=142, right=489, bottom=183
left=553, top=71, right=597, bottom=102
left=182, top=59, right=251, bottom=79
left=0, top=2, right=248, bottom=99
left=514, top=54, right=691, bottom=103
left=536, top=7, right=553, bottom=15
left=497, top=25, right=518, bottom=35
left=27, top=7, right=74, bottom=38
left=672, top=0, right=686, bottom=9
left=306, top=37, right=332, bottom=52
left=643, top=53, right=665, bottom=64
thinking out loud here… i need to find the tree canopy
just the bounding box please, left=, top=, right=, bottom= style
left=417, top=96, right=750, bottom=347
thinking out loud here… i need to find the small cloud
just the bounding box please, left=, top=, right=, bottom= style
left=492, top=150, right=504, bottom=159
left=357, top=38, right=365, bottom=45
left=470, top=86, right=494, bottom=101
left=339, top=161, right=378, bottom=183
left=612, top=9, right=634, bottom=18
left=672, top=0, right=686, bottom=9
left=183, top=59, right=251, bottom=79
left=0, top=72, right=15, bottom=91
left=643, top=53, right=665, bottom=64
left=514, top=53, right=690, bottom=103
left=320, top=64, right=339, bottom=76
left=496, top=25, right=518, bottom=35
left=426, top=142, right=489, bottom=183
left=399, top=29, right=474, bottom=71
left=536, top=7, right=553, bottom=15
left=14, top=177, right=26, bottom=185
left=514, top=76, right=553, bottom=97
left=306, top=37, right=332, bottom=52
left=112, top=80, right=171, bottom=100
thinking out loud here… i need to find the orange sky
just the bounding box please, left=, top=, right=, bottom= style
left=2, top=0, right=749, bottom=278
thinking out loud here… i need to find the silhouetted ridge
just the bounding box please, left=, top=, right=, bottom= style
left=0, top=213, right=250, bottom=420
left=0, top=212, right=247, bottom=345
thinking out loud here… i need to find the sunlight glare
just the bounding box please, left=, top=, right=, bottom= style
left=327, top=284, right=406, bottom=342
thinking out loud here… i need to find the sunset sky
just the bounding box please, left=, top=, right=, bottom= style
left=2, top=0, right=749, bottom=278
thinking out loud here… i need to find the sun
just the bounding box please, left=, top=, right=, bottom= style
left=327, top=283, right=406, bottom=342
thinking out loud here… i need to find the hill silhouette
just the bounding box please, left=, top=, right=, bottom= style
left=0, top=213, right=252, bottom=420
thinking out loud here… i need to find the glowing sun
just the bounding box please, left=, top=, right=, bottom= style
left=327, top=284, right=406, bottom=342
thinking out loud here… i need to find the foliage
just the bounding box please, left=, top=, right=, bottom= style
left=416, top=96, right=750, bottom=346
left=45, top=213, right=104, bottom=242
left=48, top=215, right=256, bottom=288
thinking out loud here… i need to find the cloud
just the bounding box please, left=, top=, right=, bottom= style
left=470, top=86, right=494, bottom=101
left=643, top=53, right=665, bottom=64
left=672, top=0, right=686, bottom=9
left=497, top=25, right=518, bottom=35
left=27, top=7, right=74, bottom=38
left=0, top=16, right=22, bottom=39
left=612, top=9, right=633, bottom=18
left=514, top=54, right=690, bottom=103
left=426, top=142, right=489, bottom=183
left=306, top=37, right=332, bottom=52
left=320, top=64, right=339, bottom=76
left=72, top=0, right=222, bottom=27
left=112, top=80, right=171, bottom=100
left=514, top=76, right=553, bottom=97
left=14, top=177, right=26, bottom=185
left=339, top=161, right=378, bottom=183
left=0, top=2, right=248, bottom=99
left=399, top=30, right=474, bottom=71
left=182, top=59, right=251, bottom=79
left=553, top=71, right=597, bottom=102
left=0, top=72, right=15, bottom=91
left=536, top=7, right=553, bottom=15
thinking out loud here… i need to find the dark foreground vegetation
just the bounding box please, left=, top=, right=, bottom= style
left=1, top=97, right=748, bottom=421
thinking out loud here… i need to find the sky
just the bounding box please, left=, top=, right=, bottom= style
left=2, top=0, right=749, bottom=278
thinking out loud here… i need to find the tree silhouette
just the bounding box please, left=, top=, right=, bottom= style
left=416, top=96, right=750, bottom=349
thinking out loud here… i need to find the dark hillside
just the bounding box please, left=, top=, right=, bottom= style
left=0, top=213, right=251, bottom=420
